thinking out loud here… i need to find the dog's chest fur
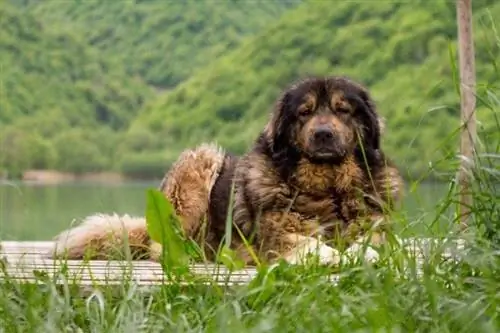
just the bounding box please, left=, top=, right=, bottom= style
left=288, top=156, right=368, bottom=224
left=291, top=156, right=363, bottom=194
left=212, top=151, right=373, bottom=240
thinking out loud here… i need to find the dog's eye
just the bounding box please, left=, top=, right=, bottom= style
left=331, top=94, right=353, bottom=114
left=337, top=106, right=352, bottom=114
left=298, top=105, right=313, bottom=116
left=298, top=94, right=316, bottom=116
left=335, top=100, right=354, bottom=114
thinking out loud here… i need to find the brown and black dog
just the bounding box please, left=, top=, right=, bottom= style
left=50, top=76, right=404, bottom=266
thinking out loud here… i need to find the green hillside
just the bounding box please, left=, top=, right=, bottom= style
left=0, top=0, right=299, bottom=177
left=20, top=0, right=299, bottom=88
left=0, top=2, right=153, bottom=175
left=125, top=0, right=500, bottom=180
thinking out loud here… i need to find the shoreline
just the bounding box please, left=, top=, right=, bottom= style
left=1, top=169, right=161, bottom=185
left=1, top=169, right=494, bottom=186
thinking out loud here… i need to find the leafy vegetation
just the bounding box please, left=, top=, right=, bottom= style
left=0, top=2, right=153, bottom=177
left=1, top=238, right=499, bottom=332
left=0, top=0, right=298, bottom=178
left=145, top=188, right=202, bottom=276
left=18, top=0, right=299, bottom=89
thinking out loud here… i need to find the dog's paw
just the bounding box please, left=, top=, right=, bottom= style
left=283, top=236, right=341, bottom=265
left=149, top=241, right=163, bottom=262
left=342, top=242, right=380, bottom=264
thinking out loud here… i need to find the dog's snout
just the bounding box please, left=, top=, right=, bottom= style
left=313, top=125, right=334, bottom=143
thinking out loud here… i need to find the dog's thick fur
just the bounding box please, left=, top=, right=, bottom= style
left=50, top=76, right=404, bottom=266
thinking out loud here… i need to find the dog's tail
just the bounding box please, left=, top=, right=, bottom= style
left=49, top=213, right=160, bottom=260
left=49, top=143, right=227, bottom=261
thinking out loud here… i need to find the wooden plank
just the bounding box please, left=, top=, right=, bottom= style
left=0, top=241, right=257, bottom=281
left=0, top=238, right=467, bottom=289
left=1, top=241, right=59, bottom=253
left=3, top=260, right=258, bottom=283
left=1, top=238, right=467, bottom=255
left=0, top=241, right=259, bottom=286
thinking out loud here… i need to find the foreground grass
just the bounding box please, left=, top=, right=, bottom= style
left=0, top=234, right=499, bottom=332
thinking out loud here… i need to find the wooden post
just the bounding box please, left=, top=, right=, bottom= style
left=456, top=0, right=476, bottom=229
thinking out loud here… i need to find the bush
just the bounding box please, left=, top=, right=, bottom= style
left=119, top=152, right=171, bottom=180
left=51, top=129, right=109, bottom=174
left=0, top=127, right=58, bottom=178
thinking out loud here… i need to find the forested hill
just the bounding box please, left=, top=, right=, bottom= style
left=16, top=0, right=299, bottom=89
left=0, top=0, right=299, bottom=177
left=0, top=2, right=153, bottom=174
left=125, top=0, right=500, bottom=179
left=1, top=0, right=498, bottom=180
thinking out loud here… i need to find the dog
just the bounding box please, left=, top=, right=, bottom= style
left=49, top=75, right=404, bottom=266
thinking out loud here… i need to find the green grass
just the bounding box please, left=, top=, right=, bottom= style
left=0, top=226, right=498, bottom=332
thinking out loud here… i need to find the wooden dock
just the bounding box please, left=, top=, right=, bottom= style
left=0, top=241, right=259, bottom=287
left=0, top=238, right=467, bottom=289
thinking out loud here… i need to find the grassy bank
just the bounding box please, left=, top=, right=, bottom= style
left=0, top=242, right=498, bottom=332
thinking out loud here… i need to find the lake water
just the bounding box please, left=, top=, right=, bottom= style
left=0, top=181, right=452, bottom=241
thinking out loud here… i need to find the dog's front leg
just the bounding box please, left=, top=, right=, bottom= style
left=256, top=211, right=341, bottom=265
left=281, top=233, right=341, bottom=265
left=342, top=215, right=390, bottom=264
left=343, top=233, right=384, bottom=263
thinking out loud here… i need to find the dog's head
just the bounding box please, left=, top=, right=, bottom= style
left=265, top=76, right=382, bottom=167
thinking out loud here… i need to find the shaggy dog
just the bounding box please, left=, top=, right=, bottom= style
left=50, top=76, right=404, bottom=266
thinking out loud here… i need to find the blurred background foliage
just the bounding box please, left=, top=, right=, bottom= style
left=1, top=0, right=498, bottom=180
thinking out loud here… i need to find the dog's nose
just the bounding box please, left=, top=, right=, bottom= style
left=313, top=126, right=334, bottom=143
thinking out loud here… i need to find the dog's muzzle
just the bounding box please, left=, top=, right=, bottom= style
left=309, top=124, right=346, bottom=160
left=313, top=125, right=335, bottom=146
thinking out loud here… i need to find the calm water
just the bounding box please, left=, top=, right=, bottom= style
left=0, top=181, right=451, bottom=241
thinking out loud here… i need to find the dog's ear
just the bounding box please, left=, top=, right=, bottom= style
left=265, top=90, right=290, bottom=152
left=358, top=90, right=381, bottom=151
left=265, top=91, right=300, bottom=179
left=353, top=89, right=384, bottom=174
